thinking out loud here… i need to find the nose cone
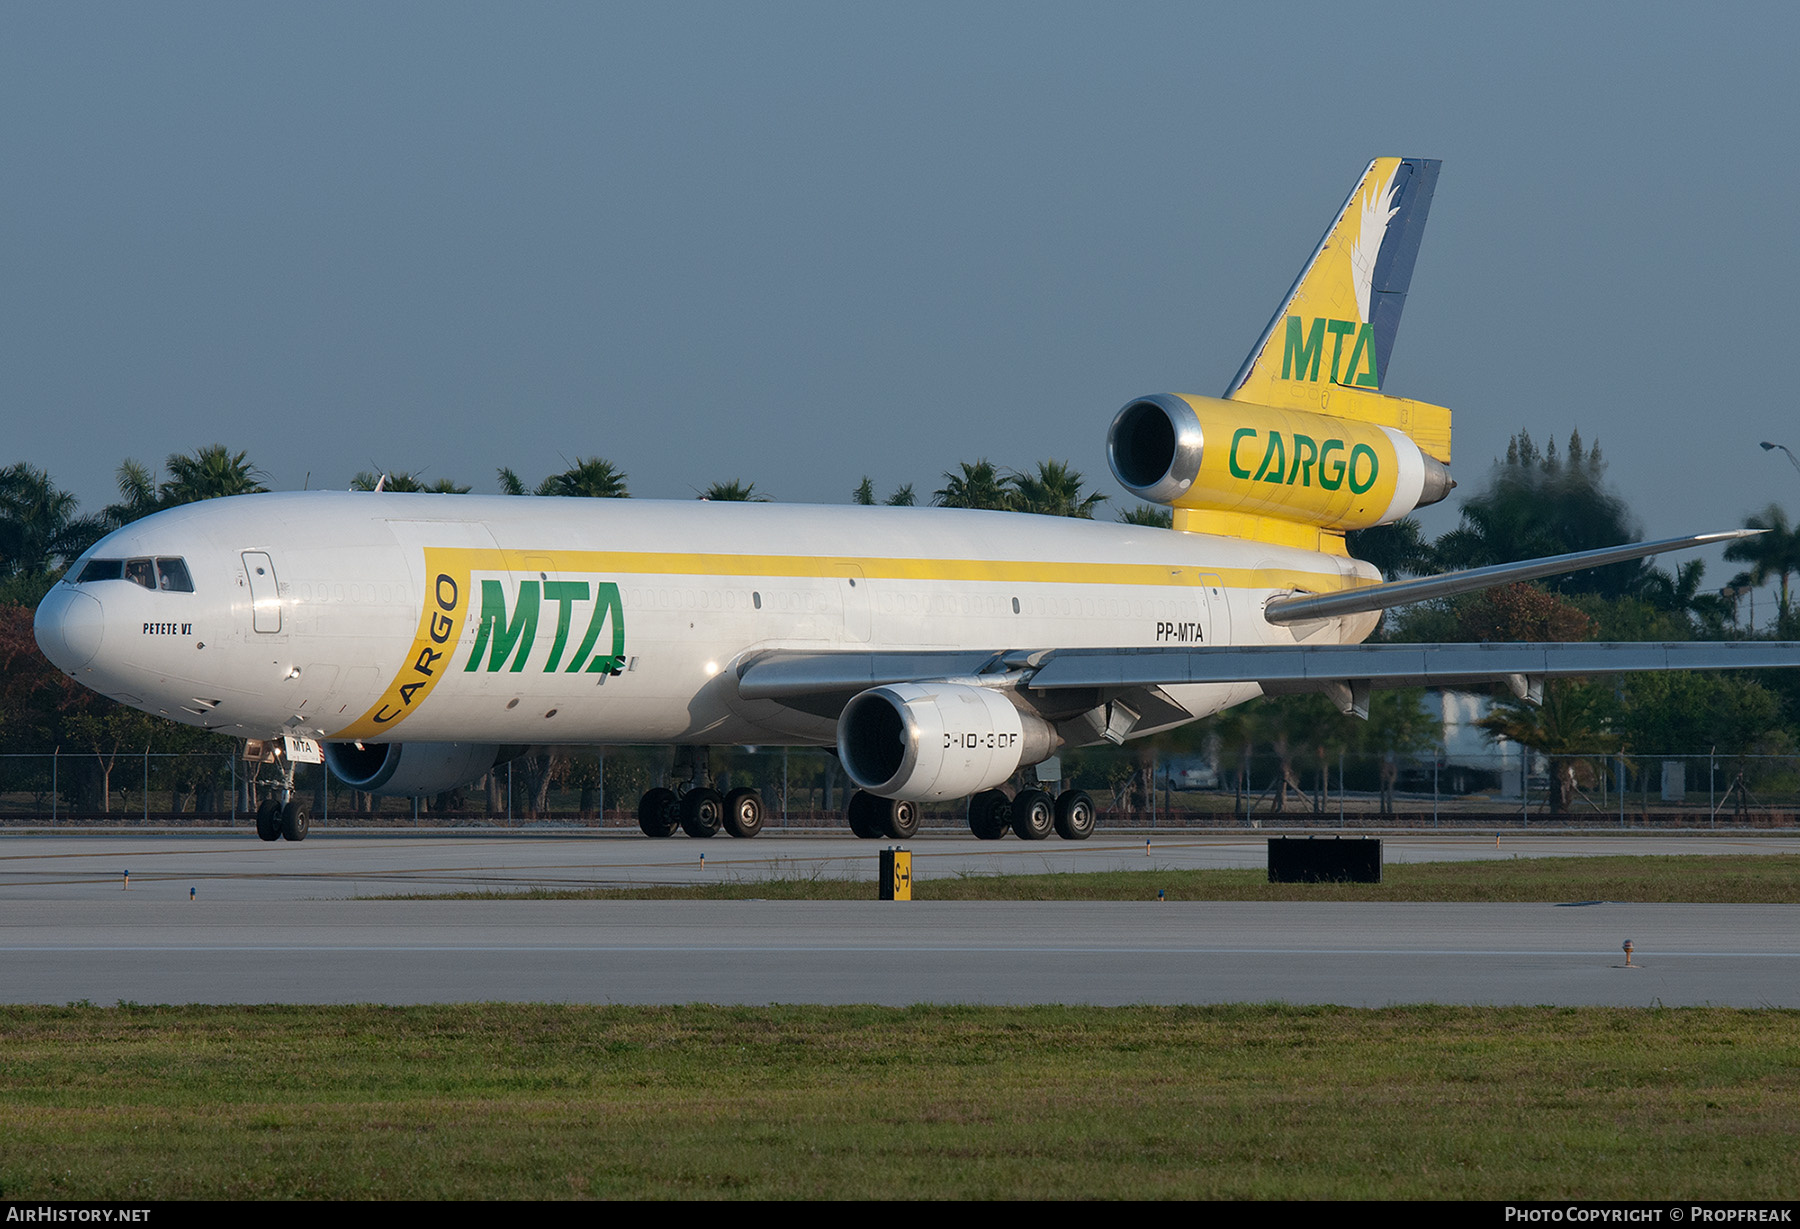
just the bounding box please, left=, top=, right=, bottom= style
left=35, top=586, right=105, bottom=672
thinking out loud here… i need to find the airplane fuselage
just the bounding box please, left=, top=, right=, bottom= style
left=34, top=492, right=1378, bottom=748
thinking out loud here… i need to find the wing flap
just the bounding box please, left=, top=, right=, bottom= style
left=1025, top=641, right=1800, bottom=691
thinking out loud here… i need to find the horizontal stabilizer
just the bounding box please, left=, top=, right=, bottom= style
left=1268, top=530, right=1761, bottom=625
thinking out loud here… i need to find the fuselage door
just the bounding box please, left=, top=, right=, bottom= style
left=1198, top=572, right=1231, bottom=646
left=243, top=551, right=282, bottom=633
left=831, top=563, right=871, bottom=643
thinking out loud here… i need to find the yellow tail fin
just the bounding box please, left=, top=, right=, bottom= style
left=1225, top=157, right=1450, bottom=463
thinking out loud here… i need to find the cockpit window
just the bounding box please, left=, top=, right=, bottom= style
left=155, top=558, right=194, bottom=592
left=72, top=557, right=195, bottom=592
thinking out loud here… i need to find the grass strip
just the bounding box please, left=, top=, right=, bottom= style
left=0, top=1003, right=1795, bottom=1200
left=394, top=854, right=1800, bottom=903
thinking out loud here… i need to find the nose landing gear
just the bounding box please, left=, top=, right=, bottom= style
left=245, top=739, right=311, bottom=842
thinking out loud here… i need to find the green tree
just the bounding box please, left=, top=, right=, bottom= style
left=1118, top=504, right=1173, bottom=529
left=1347, top=517, right=1436, bottom=579
left=351, top=470, right=470, bottom=493
left=1620, top=672, right=1782, bottom=757
left=933, top=460, right=1012, bottom=511
left=701, top=480, right=769, bottom=502
left=1480, top=682, right=1620, bottom=813
left=1724, top=504, right=1800, bottom=624
left=1008, top=460, right=1107, bottom=519
left=104, top=460, right=162, bottom=526
left=535, top=457, right=629, bottom=498
left=852, top=477, right=876, bottom=506
left=106, top=446, right=269, bottom=524
left=885, top=483, right=916, bottom=507
left=0, top=464, right=105, bottom=577
left=1434, top=429, right=1647, bottom=598
left=161, top=445, right=268, bottom=504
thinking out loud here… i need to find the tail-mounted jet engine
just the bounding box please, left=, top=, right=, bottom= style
left=837, top=682, right=1059, bottom=801
left=1107, top=392, right=1453, bottom=529
left=322, top=741, right=524, bottom=798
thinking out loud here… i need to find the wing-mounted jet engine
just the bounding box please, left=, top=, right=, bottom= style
left=322, top=740, right=524, bottom=799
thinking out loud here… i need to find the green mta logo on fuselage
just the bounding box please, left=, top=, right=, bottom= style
left=1280, top=315, right=1380, bottom=387
left=465, top=579, right=626, bottom=674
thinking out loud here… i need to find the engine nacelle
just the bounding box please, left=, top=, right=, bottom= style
left=837, top=682, right=1058, bottom=802
left=1107, top=392, right=1452, bottom=530
left=322, top=741, right=523, bottom=798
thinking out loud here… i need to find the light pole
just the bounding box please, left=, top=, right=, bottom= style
left=1759, top=441, right=1800, bottom=478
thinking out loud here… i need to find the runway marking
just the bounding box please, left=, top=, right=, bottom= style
left=6, top=945, right=1798, bottom=957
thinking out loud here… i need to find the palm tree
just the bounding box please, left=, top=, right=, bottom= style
left=1118, top=504, right=1173, bottom=529
left=700, top=480, right=769, bottom=502
left=536, top=457, right=629, bottom=498
left=351, top=470, right=470, bottom=493
left=1346, top=517, right=1436, bottom=578
left=855, top=477, right=916, bottom=506
left=103, top=460, right=164, bottom=526
left=1724, top=504, right=1800, bottom=622
left=933, top=460, right=1012, bottom=511
left=1479, top=681, right=1619, bottom=813
left=1008, top=460, right=1107, bottom=518
left=0, top=464, right=105, bottom=577
left=160, top=445, right=268, bottom=505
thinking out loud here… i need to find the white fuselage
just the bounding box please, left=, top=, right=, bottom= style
left=34, top=492, right=1379, bottom=747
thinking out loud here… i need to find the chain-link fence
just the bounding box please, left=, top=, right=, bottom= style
left=2, top=745, right=1796, bottom=831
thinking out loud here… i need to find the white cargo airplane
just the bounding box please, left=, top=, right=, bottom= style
left=33, top=158, right=1798, bottom=843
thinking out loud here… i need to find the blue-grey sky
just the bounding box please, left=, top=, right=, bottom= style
left=5, top=3, right=1797, bottom=571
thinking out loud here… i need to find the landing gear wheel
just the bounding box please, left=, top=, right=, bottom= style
left=280, top=798, right=310, bottom=842
left=882, top=798, right=920, bottom=840
left=1053, top=789, right=1096, bottom=841
left=1010, top=788, right=1055, bottom=841
left=722, top=787, right=766, bottom=838
left=254, top=797, right=281, bottom=842
left=967, top=789, right=1011, bottom=840
left=638, top=787, right=680, bottom=838
left=846, top=790, right=885, bottom=839
left=679, top=787, right=724, bottom=838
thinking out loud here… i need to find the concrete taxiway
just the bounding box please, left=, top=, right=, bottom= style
left=1, top=833, right=1794, bottom=1007
left=1, top=830, right=1793, bottom=901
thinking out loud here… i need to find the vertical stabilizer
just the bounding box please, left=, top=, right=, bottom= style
left=1226, top=157, right=1440, bottom=414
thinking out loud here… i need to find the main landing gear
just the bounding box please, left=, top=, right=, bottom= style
left=845, top=790, right=919, bottom=840
left=636, top=747, right=766, bottom=839
left=966, top=787, right=1095, bottom=841
left=843, top=786, right=1096, bottom=840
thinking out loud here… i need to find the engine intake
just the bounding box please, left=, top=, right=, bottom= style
left=837, top=682, right=1058, bottom=802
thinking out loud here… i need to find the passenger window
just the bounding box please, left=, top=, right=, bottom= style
left=156, top=558, right=194, bottom=592
left=124, top=559, right=156, bottom=589
left=76, top=559, right=123, bottom=583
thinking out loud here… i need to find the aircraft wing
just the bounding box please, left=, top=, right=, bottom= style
left=738, top=641, right=1800, bottom=719
left=1021, top=641, right=1800, bottom=690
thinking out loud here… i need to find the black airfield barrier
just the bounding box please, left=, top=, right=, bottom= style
left=2, top=748, right=1799, bottom=831
left=1267, top=836, right=1383, bottom=884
